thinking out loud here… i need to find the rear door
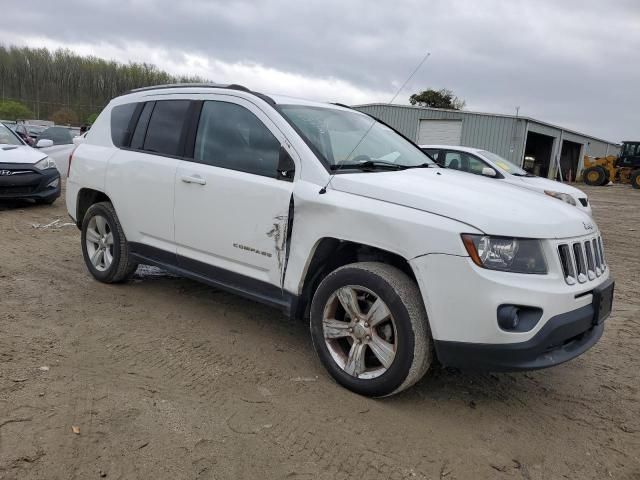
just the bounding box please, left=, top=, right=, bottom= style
left=174, top=96, right=295, bottom=290
left=105, top=99, right=191, bottom=256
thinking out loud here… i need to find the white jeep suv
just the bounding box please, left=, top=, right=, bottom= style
left=66, top=84, right=614, bottom=397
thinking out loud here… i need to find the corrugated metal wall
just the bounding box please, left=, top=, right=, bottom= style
left=354, top=104, right=620, bottom=165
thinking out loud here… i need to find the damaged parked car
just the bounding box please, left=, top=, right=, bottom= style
left=66, top=84, right=614, bottom=396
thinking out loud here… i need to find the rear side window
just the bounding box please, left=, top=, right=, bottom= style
left=110, top=103, right=137, bottom=147
left=130, top=102, right=155, bottom=150
left=194, top=101, right=281, bottom=178
left=143, top=100, right=191, bottom=157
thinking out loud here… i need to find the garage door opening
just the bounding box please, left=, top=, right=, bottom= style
left=417, top=120, right=462, bottom=145
left=558, top=139, right=582, bottom=182
left=523, top=131, right=555, bottom=178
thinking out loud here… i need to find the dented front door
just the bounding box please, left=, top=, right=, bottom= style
left=173, top=96, right=294, bottom=288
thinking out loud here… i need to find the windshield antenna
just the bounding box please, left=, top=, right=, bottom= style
left=319, top=51, right=431, bottom=194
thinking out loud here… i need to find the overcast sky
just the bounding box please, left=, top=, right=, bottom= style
left=2, top=0, right=638, bottom=141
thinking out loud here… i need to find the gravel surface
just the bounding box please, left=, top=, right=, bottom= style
left=0, top=184, right=638, bottom=479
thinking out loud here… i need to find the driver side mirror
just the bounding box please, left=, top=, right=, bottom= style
left=481, top=167, right=497, bottom=177
left=277, top=146, right=295, bottom=182
left=35, top=139, right=54, bottom=148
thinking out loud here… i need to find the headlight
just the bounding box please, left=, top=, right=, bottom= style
left=544, top=190, right=576, bottom=206
left=34, top=157, right=57, bottom=170
left=461, top=234, right=547, bottom=274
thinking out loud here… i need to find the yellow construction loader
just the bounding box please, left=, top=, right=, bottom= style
left=582, top=141, right=640, bottom=189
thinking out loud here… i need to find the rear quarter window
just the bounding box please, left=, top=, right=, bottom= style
left=110, top=103, right=138, bottom=147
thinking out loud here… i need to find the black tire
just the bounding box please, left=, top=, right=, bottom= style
left=310, top=262, right=432, bottom=397
left=583, top=166, right=606, bottom=186
left=81, top=201, right=138, bottom=283
left=631, top=170, right=640, bottom=189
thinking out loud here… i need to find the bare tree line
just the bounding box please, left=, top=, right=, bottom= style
left=0, top=45, right=204, bottom=123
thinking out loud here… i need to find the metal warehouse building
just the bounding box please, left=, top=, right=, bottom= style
left=354, top=104, right=620, bottom=181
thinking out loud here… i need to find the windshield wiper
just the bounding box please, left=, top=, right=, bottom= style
left=512, top=172, right=535, bottom=177
left=330, top=160, right=408, bottom=171
left=401, top=162, right=437, bottom=169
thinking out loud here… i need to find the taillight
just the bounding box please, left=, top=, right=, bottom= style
left=67, top=146, right=78, bottom=177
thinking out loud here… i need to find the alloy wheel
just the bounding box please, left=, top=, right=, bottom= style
left=85, top=214, right=114, bottom=272
left=322, top=285, right=397, bottom=379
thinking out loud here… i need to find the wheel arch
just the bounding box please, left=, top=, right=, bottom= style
left=76, top=188, right=111, bottom=228
left=291, top=237, right=418, bottom=320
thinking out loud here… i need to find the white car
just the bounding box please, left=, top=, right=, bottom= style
left=66, top=84, right=613, bottom=397
left=0, top=122, right=61, bottom=204
left=35, top=126, right=77, bottom=177
left=420, top=145, right=593, bottom=216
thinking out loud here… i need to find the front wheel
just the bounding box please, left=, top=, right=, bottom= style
left=631, top=170, right=640, bottom=189
left=81, top=201, right=138, bottom=283
left=310, top=262, right=432, bottom=397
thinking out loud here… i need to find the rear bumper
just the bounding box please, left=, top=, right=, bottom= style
left=434, top=303, right=605, bottom=371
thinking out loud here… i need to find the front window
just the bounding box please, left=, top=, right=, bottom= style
left=479, top=150, right=530, bottom=176
left=279, top=105, right=435, bottom=170
left=0, top=123, right=23, bottom=146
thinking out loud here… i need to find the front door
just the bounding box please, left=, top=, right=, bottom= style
left=174, top=97, right=295, bottom=289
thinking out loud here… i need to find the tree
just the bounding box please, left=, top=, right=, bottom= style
left=409, top=88, right=465, bottom=110
left=86, top=112, right=99, bottom=125
left=0, top=44, right=206, bottom=124
left=0, top=100, right=33, bottom=120
left=50, top=107, right=79, bottom=125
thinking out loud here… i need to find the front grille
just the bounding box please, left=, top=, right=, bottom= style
left=0, top=185, right=38, bottom=195
left=579, top=198, right=588, bottom=207
left=558, top=234, right=606, bottom=285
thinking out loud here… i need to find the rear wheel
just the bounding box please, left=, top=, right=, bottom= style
left=310, top=262, right=432, bottom=397
left=583, top=166, right=606, bottom=186
left=632, top=170, right=640, bottom=189
left=81, top=202, right=138, bottom=283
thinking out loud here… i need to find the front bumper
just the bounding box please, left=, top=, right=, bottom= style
left=0, top=163, right=61, bottom=202
left=410, top=238, right=612, bottom=370
left=434, top=302, right=605, bottom=371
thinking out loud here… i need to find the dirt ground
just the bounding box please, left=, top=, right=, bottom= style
left=0, top=184, right=638, bottom=480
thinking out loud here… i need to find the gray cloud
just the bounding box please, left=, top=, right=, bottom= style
left=1, top=0, right=638, bottom=141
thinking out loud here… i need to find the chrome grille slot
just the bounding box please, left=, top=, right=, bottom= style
left=598, top=237, right=606, bottom=266
left=558, top=244, right=576, bottom=285
left=584, top=241, right=596, bottom=280
left=592, top=239, right=602, bottom=276
left=558, top=234, right=606, bottom=285
left=572, top=243, right=587, bottom=283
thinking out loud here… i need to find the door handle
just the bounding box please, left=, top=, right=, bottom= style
left=180, top=174, right=206, bottom=185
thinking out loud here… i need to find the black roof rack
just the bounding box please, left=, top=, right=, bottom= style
left=123, top=83, right=276, bottom=106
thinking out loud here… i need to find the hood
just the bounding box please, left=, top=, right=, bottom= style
left=330, top=168, right=593, bottom=239
left=515, top=175, right=587, bottom=199
left=0, top=144, right=47, bottom=164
